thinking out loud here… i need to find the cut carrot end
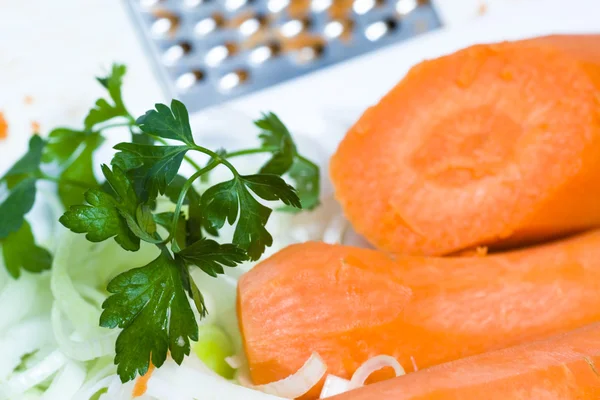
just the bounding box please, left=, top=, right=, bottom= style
left=330, top=34, right=600, bottom=256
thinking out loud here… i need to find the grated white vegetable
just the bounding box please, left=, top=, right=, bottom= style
left=319, top=375, right=351, bottom=398
left=348, top=355, right=406, bottom=390
left=245, top=353, right=327, bottom=399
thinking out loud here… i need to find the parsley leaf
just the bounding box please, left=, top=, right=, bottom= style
left=113, top=143, right=189, bottom=201
left=58, top=133, right=103, bottom=207
left=0, top=178, right=37, bottom=240
left=43, top=128, right=89, bottom=165
left=2, top=221, right=52, bottom=278
left=176, top=239, right=247, bottom=277
left=285, top=158, right=320, bottom=211
left=0, top=135, right=45, bottom=239
left=2, top=135, right=45, bottom=187
left=201, top=174, right=300, bottom=260
left=255, top=113, right=320, bottom=210
left=136, top=100, right=195, bottom=145
left=100, top=251, right=198, bottom=382
left=59, top=165, right=140, bottom=251
left=84, top=64, right=130, bottom=130
left=256, top=113, right=296, bottom=176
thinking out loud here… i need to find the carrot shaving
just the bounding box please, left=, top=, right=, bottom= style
left=0, top=112, right=7, bottom=140
left=31, top=121, right=40, bottom=134
left=24, top=95, right=34, bottom=105
left=132, top=362, right=156, bottom=398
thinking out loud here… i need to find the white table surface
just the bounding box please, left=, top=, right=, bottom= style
left=1, top=0, right=599, bottom=173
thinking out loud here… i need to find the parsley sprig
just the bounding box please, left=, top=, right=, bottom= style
left=0, top=64, right=320, bottom=382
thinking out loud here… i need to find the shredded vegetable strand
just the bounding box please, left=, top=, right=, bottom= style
left=0, top=351, right=67, bottom=400
left=348, top=355, right=406, bottom=390
left=0, top=317, right=52, bottom=381
left=51, top=305, right=117, bottom=361
left=40, top=361, right=86, bottom=400
left=319, top=375, right=351, bottom=398
left=0, top=275, right=38, bottom=333
left=251, top=353, right=327, bottom=398
left=50, top=236, right=102, bottom=337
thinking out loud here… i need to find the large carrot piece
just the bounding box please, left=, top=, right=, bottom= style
left=238, top=230, right=600, bottom=397
left=331, top=322, right=600, bottom=400
left=330, top=35, right=600, bottom=256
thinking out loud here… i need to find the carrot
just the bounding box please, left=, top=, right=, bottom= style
left=329, top=34, right=600, bottom=256
left=132, top=362, right=155, bottom=397
left=237, top=230, right=600, bottom=398
left=330, top=322, right=600, bottom=400
left=0, top=111, right=7, bottom=140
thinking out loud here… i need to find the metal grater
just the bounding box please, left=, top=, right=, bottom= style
left=125, top=0, right=441, bottom=111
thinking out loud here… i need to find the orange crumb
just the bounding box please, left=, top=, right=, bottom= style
left=477, top=2, right=488, bottom=16
left=0, top=112, right=7, bottom=140
left=31, top=121, right=40, bottom=134
left=24, top=95, right=34, bottom=105
left=132, top=362, right=156, bottom=397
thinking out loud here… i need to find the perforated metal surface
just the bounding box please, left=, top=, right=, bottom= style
left=126, top=0, right=441, bottom=111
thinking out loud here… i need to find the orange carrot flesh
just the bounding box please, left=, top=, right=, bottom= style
left=237, top=230, right=600, bottom=397
left=132, top=362, right=155, bottom=397
left=329, top=34, right=600, bottom=256
left=331, top=322, right=600, bottom=400
left=0, top=111, right=7, bottom=140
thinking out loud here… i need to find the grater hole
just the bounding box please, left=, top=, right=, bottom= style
left=279, top=18, right=311, bottom=38
left=396, top=0, right=418, bottom=15
left=291, top=39, right=325, bottom=64
left=205, top=42, right=239, bottom=67
left=310, top=0, right=332, bottom=12
left=324, top=19, right=353, bottom=40
left=140, top=0, right=162, bottom=8
left=226, top=0, right=253, bottom=11
left=267, top=0, right=290, bottom=13
left=151, top=10, right=180, bottom=38
left=249, top=41, right=281, bottom=64
left=238, top=14, right=267, bottom=36
left=220, top=70, right=249, bottom=91
left=194, top=13, right=224, bottom=37
left=176, top=70, right=205, bottom=91
left=364, top=18, right=396, bottom=41
left=163, top=42, right=192, bottom=65
left=352, top=0, right=382, bottom=16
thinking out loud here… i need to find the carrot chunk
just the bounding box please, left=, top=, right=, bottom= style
left=330, top=35, right=600, bottom=255
left=331, top=322, right=600, bottom=399
left=238, top=230, right=600, bottom=397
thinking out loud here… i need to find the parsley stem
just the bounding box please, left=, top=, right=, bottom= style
left=39, top=174, right=94, bottom=190
left=154, top=137, right=205, bottom=173
left=97, top=121, right=134, bottom=131
left=297, top=154, right=319, bottom=170
left=190, top=145, right=240, bottom=178
left=164, top=162, right=219, bottom=245
left=224, top=147, right=279, bottom=158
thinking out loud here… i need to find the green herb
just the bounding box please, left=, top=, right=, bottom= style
left=2, top=64, right=320, bottom=383
left=85, top=64, right=131, bottom=129
left=177, top=238, right=247, bottom=277
left=2, top=221, right=52, bottom=278
left=99, top=251, right=197, bottom=381
left=59, top=165, right=141, bottom=252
